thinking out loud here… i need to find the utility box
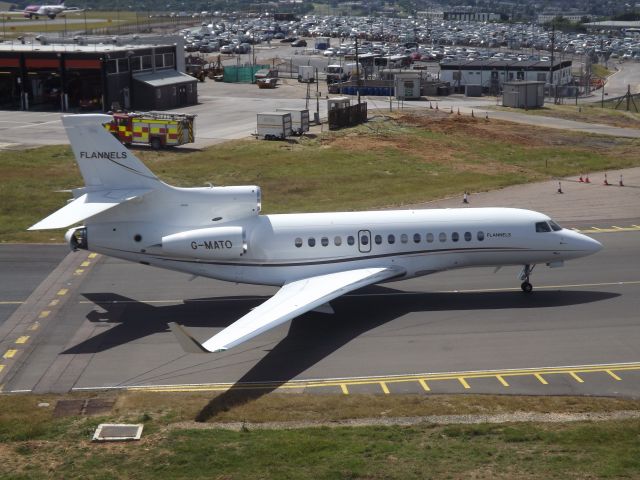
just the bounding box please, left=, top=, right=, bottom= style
left=256, top=112, right=292, bottom=140
left=393, top=72, right=421, bottom=100
left=298, top=65, right=316, bottom=83
left=327, top=96, right=350, bottom=111
left=502, top=81, right=545, bottom=108
left=465, top=84, right=483, bottom=97
left=276, top=108, right=310, bottom=135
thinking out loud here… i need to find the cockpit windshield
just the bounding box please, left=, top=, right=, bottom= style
left=549, top=220, right=562, bottom=231
left=536, top=220, right=563, bottom=233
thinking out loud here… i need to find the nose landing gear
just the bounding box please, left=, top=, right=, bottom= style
left=519, top=264, right=535, bottom=293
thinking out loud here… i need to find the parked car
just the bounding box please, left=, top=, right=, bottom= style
left=220, top=44, right=234, bottom=54
left=291, top=39, right=307, bottom=47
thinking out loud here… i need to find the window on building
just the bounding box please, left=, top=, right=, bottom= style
left=156, top=90, right=161, bottom=99
left=106, top=60, right=117, bottom=74
left=155, top=54, right=164, bottom=68
left=117, top=58, right=128, bottom=73
left=142, top=55, right=153, bottom=70
left=129, top=56, right=142, bottom=71
left=517, top=71, right=524, bottom=80
left=537, top=73, right=546, bottom=81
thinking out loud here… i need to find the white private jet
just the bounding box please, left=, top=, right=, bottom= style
left=30, top=114, right=603, bottom=353
left=4, top=1, right=83, bottom=19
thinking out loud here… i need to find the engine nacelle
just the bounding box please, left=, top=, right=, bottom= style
left=65, top=226, right=88, bottom=251
left=162, top=226, right=246, bottom=259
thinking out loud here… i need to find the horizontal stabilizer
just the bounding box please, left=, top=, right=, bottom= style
left=28, top=188, right=151, bottom=230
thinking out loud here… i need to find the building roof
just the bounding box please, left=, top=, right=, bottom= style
left=133, top=70, right=197, bottom=87
left=0, top=42, right=160, bottom=54
left=440, top=59, right=571, bottom=70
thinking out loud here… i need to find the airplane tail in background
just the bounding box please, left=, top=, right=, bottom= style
left=29, top=114, right=159, bottom=230
left=62, top=114, right=160, bottom=190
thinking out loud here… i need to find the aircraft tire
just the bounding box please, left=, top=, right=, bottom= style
left=521, top=281, right=533, bottom=293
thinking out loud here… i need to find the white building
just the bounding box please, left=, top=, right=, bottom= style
left=439, top=59, right=573, bottom=92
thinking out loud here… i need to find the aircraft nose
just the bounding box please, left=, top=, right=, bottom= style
left=584, top=236, right=603, bottom=253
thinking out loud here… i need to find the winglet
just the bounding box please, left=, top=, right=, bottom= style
left=168, top=322, right=213, bottom=354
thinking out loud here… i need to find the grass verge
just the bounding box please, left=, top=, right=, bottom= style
left=1, top=392, right=640, bottom=479
left=2, top=111, right=640, bottom=242
left=491, top=102, right=640, bottom=128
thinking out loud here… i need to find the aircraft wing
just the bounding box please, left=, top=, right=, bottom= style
left=28, top=188, right=151, bottom=230
left=169, top=266, right=404, bottom=353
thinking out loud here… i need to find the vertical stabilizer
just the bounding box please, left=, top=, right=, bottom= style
left=62, top=114, right=160, bottom=189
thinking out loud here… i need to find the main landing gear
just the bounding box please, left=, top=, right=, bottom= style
left=519, top=264, right=535, bottom=293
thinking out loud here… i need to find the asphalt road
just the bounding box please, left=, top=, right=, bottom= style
left=0, top=244, right=67, bottom=324
left=0, top=227, right=638, bottom=399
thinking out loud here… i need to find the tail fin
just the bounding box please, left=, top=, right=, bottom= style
left=29, top=114, right=159, bottom=231
left=62, top=114, right=160, bottom=189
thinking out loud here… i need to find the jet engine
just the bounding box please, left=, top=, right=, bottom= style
left=162, top=226, right=246, bottom=259
left=65, top=226, right=88, bottom=251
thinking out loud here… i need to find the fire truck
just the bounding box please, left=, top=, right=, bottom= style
left=106, top=111, right=196, bottom=149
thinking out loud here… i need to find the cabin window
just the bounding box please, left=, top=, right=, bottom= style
left=477, top=231, right=485, bottom=241
left=308, top=237, right=316, bottom=247
left=549, top=220, right=562, bottom=231
left=360, top=234, right=369, bottom=246
left=464, top=231, right=472, bottom=241
left=347, top=235, right=355, bottom=246
left=535, top=222, right=551, bottom=233
left=400, top=234, right=408, bottom=244
left=413, top=233, right=421, bottom=243
left=426, top=233, right=434, bottom=243
left=334, top=236, right=342, bottom=246
left=439, top=232, right=447, bottom=242
left=295, top=237, right=303, bottom=248
left=321, top=237, right=329, bottom=247
left=388, top=234, right=395, bottom=244
left=374, top=234, right=382, bottom=245
left=452, top=232, right=459, bottom=242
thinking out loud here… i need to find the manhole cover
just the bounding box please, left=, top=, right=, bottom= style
left=93, top=424, right=143, bottom=442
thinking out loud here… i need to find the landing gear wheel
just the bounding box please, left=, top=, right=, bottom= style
left=521, top=281, right=533, bottom=293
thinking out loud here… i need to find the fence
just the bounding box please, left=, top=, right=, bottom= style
left=222, top=64, right=270, bottom=83
left=328, top=102, right=368, bottom=130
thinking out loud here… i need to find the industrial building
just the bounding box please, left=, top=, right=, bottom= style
left=0, top=35, right=197, bottom=112
left=439, top=59, right=572, bottom=93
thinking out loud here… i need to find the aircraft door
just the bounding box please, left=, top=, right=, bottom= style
left=358, top=230, right=371, bottom=253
